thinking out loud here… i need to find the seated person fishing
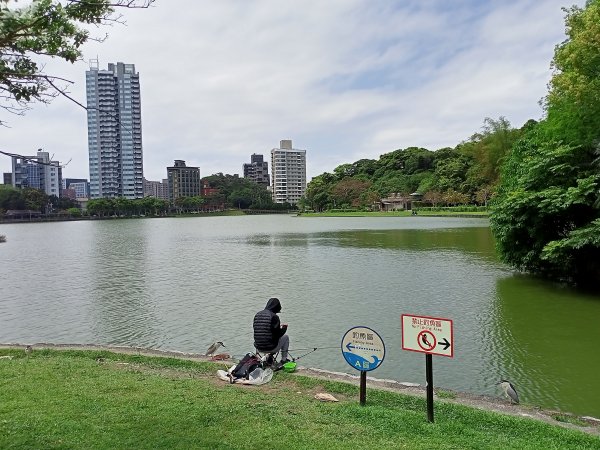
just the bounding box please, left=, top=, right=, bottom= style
left=253, top=297, right=290, bottom=366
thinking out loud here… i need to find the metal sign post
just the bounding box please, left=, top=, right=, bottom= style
left=341, top=326, right=385, bottom=406
left=360, top=371, right=367, bottom=406
left=401, top=314, right=454, bottom=423
left=426, top=353, right=434, bottom=422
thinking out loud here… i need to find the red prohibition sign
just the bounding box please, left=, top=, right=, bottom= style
left=417, top=330, right=436, bottom=352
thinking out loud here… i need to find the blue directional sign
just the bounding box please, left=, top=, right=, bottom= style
left=341, top=326, right=385, bottom=372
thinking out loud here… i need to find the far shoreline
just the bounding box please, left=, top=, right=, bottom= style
left=298, top=210, right=489, bottom=218
left=0, top=209, right=489, bottom=225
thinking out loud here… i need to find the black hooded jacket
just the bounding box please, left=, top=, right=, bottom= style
left=253, top=298, right=286, bottom=351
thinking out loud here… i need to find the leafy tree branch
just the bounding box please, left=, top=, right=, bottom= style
left=0, top=0, right=155, bottom=124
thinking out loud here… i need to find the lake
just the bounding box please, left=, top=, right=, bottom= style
left=1, top=215, right=599, bottom=417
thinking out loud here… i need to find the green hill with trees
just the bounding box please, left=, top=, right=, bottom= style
left=302, top=116, right=522, bottom=213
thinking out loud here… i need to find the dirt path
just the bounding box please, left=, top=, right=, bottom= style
left=2, top=342, right=598, bottom=436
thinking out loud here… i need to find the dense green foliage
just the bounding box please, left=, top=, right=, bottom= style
left=86, top=196, right=169, bottom=217
left=0, top=0, right=153, bottom=124
left=1, top=348, right=598, bottom=449
left=0, top=184, right=77, bottom=214
left=490, top=1, right=600, bottom=285
left=302, top=117, right=522, bottom=212
left=203, top=173, right=295, bottom=210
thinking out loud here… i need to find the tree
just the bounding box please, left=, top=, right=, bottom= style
left=139, top=196, right=167, bottom=216
left=67, top=207, right=81, bottom=217
left=21, top=187, right=48, bottom=211
left=475, top=185, right=494, bottom=207
left=202, top=173, right=273, bottom=209
left=491, top=135, right=599, bottom=283
left=461, top=117, right=520, bottom=186
left=332, top=163, right=355, bottom=180
left=491, top=1, right=600, bottom=287
left=351, top=159, right=378, bottom=177
left=400, top=147, right=435, bottom=174
left=0, top=0, right=154, bottom=124
left=422, top=190, right=443, bottom=207
left=543, top=1, right=600, bottom=147
left=304, top=174, right=333, bottom=212
left=48, top=194, right=77, bottom=210
left=330, top=178, right=371, bottom=208
left=174, top=196, right=187, bottom=214
left=228, top=188, right=253, bottom=209
left=0, top=184, right=25, bottom=210
left=432, top=149, right=472, bottom=193
left=87, top=198, right=113, bottom=216
left=442, top=189, right=469, bottom=206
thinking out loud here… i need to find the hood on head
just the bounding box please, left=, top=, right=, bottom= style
left=265, top=297, right=281, bottom=313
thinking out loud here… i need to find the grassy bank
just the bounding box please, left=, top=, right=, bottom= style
left=300, top=210, right=412, bottom=217
left=299, top=210, right=488, bottom=218
left=412, top=210, right=488, bottom=217
left=1, top=349, right=598, bottom=449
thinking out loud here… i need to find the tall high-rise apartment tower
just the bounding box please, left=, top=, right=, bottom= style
left=86, top=61, right=144, bottom=199
left=270, top=140, right=306, bottom=205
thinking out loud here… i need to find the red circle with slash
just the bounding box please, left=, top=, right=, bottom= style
left=417, top=330, right=436, bottom=352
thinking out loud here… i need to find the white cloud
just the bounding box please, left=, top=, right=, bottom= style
left=0, top=0, right=582, bottom=183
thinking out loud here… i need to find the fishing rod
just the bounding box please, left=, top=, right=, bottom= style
left=288, top=346, right=339, bottom=362
left=227, top=345, right=338, bottom=363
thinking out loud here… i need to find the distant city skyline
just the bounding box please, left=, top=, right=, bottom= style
left=0, top=1, right=585, bottom=184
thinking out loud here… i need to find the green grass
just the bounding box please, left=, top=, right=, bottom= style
left=435, top=388, right=457, bottom=400
left=176, top=209, right=244, bottom=217
left=552, top=414, right=590, bottom=427
left=0, top=349, right=598, bottom=449
left=299, top=210, right=488, bottom=217
left=300, top=210, right=413, bottom=217
left=414, top=210, right=489, bottom=217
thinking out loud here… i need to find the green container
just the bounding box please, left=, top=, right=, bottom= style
left=283, top=361, right=297, bottom=373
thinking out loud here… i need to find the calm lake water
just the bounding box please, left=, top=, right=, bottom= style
left=1, top=215, right=599, bottom=417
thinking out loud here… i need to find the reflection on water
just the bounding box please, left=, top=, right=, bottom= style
left=1, top=215, right=599, bottom=417
left=89, top=221, right=161, bottom=348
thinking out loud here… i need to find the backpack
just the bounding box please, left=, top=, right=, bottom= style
left=230, top=353, right=262, bottom=381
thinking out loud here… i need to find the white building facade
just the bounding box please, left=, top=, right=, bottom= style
left=270, top=140, right=306, bottom=205
left=11, top=150, right=62, bottom=197
left=86, top=61, right=144, bottom=199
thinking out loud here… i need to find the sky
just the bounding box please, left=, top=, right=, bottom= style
left=0, top=0, right=585, bottom=183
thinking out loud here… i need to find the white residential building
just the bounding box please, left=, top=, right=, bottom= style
left=270, top=140, right=306, bottom=205
left=86, top=61, right=144, bottom=199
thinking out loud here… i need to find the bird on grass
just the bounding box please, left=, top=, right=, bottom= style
left=25, top=345, right=33, bottom=355
left=496, top=380, right=519, bottom=404
left=205, top=341, right=225, bottom=357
